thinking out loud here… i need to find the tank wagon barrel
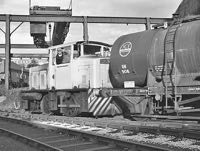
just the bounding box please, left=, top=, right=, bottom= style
left=109, top=16, right=200, bottom=116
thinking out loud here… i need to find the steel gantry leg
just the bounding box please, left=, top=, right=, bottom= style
left=5, top=14, right=11, bottom=90
left=83, top=16, right=89, bottom=42
left=145, top=17, right=151, bottom=30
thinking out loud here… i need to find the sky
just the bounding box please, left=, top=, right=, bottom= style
left=0, top=0, right=182, bottom=45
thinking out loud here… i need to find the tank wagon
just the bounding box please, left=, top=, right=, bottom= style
left=109, top=16, right=200, bottom=116
left=20, top=41, right=121, bottom=117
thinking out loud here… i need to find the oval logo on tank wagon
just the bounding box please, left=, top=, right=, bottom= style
left=119, top=42, right=132, bottom=57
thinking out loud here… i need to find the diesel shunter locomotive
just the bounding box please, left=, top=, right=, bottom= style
left=21, top=41, right=121, bottom=117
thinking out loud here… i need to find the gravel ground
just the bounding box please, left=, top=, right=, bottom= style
left=2, top=111, right=200, bottom=151
left=0, top=136, right=37, bottom=151
left=34, top=120, right=200, bottom=151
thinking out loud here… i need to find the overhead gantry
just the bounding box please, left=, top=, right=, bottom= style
left=0, top=14, right=172, bottom=89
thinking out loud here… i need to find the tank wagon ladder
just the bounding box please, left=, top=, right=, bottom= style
left=163, top=22, right=180, bottom=111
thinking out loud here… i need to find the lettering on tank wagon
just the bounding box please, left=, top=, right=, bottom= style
left=119, top=42, right=132, bottom=74
left=119, top=42, right=132, bottom=57
left=121, top=64, right=130, bottom=74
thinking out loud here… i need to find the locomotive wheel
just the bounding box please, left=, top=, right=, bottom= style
left=63, top=107, right=80, bottom=117
left=40, top=94, right=50, bottom=114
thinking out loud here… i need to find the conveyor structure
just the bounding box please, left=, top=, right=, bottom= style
left=30, top=6, right=72, bottom=48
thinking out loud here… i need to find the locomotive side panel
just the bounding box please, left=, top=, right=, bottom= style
left=29, top=64, right=49, bottom=90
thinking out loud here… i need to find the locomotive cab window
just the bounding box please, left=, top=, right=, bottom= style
left=83, top=44, right=101, bottom=55
left=102, top=46, right=111, bottom=57
left=56, top=46, right=71, bottom=65
left=73, top=44, right=80, bottom=59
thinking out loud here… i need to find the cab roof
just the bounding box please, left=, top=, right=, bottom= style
left=49, top=41, right=112, bottom=49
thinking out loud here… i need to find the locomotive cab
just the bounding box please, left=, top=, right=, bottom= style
left=49, top=41, right=112, bottom=90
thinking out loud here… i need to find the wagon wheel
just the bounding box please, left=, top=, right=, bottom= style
left=40, top=94, right=50, bottom=114
left=63, top=107, right=80, bottom=117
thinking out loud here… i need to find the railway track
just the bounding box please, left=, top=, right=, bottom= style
left=5, top=111, right=200, bottom=140
left=0, top=114, right=173, bottom=151
left=0, top=128, right=60, bottom=151
left=1, top=111, right=200, bottom=150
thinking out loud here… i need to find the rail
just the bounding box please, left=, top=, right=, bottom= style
left=0, top=128, right=62, bottom=151
left=0, top=113, right=178, bottom=151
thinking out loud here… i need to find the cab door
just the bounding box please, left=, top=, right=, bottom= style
left=48, top=48, right=56, bottom=90
left=55, top=45, right=72, bottom=89
left=78, top=65, right=90, bottom=88
left=55, top=64, right=71, bottom=89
